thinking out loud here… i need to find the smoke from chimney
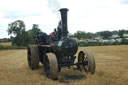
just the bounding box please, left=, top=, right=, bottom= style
left=47, top=0, right=61, bottom=13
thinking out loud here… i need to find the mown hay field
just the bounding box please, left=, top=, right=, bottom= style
left=0, top=45, right=128, bottom=85
left=0, top=42, right=12, bottom=46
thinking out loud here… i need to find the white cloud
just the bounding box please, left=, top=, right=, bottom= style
left=60, top=0, right=128, bottom=33
left=0, top=0, right=128, bottom=38
left=0, top=0, right=59, bottom=38
left=120, top=0, right=128, bottom=4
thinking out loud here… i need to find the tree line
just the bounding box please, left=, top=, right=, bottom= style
left=7, top=20, right=128, bottom=46
left=73, top=30, right=128, bottom=40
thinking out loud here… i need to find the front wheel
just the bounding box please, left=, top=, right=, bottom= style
left=77, top=50, right=96, bottom=74
left=43, top=53, right=58, bottom=80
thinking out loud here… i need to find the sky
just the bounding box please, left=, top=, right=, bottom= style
left=0, top=0, right=128, bottom=38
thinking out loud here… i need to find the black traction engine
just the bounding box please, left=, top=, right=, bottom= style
left=27, top=8, right=96, bottom=79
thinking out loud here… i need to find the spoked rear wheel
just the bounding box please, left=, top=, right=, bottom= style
left=43, top=53, right=58, bottom=80
left=78, top=50, right=96, bottom=74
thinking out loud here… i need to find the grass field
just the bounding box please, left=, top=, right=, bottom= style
left=0, top=45, right=128, bottom=85
left=0, top=42, right=12, bottom=46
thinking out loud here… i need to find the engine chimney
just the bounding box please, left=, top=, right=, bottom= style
left=59, top=8, right=69, bottom=37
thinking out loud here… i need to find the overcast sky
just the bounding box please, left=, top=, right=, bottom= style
left=0, top=0, right=128, bottom=38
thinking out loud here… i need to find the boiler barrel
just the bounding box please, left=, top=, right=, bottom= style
left=52, top=38, right=78, bottom=56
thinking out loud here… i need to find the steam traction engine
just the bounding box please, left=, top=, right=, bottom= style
left=27, top=8, right=96, bottom=79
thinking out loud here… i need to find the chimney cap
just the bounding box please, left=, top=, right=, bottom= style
left=59, top=8, right=69, bottom=11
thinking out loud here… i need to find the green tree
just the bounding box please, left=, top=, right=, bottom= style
left=100, top=31, right=112, bottom=39
left=28, top=24, right=41, bottom=43
left=118, top=30, right=125, bottom=38
left=73, top=31, right=94, bottom=39
left=8, top=20, right=25, bottom=35
left=74, top=31, right=85, bottom=40
left=7, top=20, right=29, bottom=46
left=86, top=32, right=94, bottom=39
left=111, top=30, right=118, bottom=35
